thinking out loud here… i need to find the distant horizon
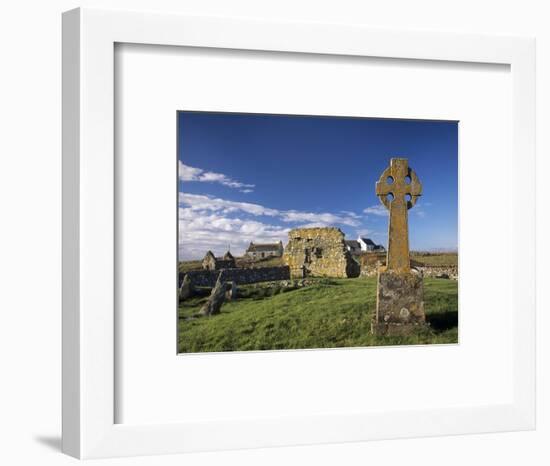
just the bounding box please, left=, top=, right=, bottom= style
left=178, top=233, right=458, bottom=263
left=178, top=111, right=458, bottom=261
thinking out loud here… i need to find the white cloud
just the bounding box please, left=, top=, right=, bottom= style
left=179, top=161, right=255, bottom=192
left=355, top=228, right=374, bottom=237
left=179, top=193, right=361, bottom=227
left=178, top=207, right=289, bottom=260
left=280, top=210, right=360, bottom=227
left=179, top=163, right=203, bottom=181
left=340, top=210, right=362, bottom=219
left=296, top=222, right=332, bottom=229
left=363, top=204, right=389, bottom=217
left=178, top=193, right=364, bottom=259
left=179, top=193, right=279, bottom=217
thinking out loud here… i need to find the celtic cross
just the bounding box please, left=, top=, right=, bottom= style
left=375, top=158, right=422, bottom=272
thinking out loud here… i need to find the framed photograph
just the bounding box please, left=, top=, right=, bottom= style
left=62, top=8, right=535, bottom=459
left=177, top=111, right=458, bottom=352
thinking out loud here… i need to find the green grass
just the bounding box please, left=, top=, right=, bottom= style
left=411, top=252, right=458, bottom=267
left=178, top=277, right=458, bottom=353
left=236, top=256, right=284, bottom=268
left=178, top=260, right=203, bottom=273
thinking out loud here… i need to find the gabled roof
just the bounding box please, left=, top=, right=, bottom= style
left=203, top=250, right=216, bottom=259
left=359, top=238, right=377, bottom=246
left=345, top=240, right=361, bottom=249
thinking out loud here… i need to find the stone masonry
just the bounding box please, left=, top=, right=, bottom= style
left=180, top=266, right=290, bottom=288
left=202, top=250, right=236, bottom=271
left=283, top=227, right=360, bottom=279
left=372, top=158, right=429, bottom=336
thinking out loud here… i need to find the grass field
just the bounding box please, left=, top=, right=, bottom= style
left=178, top=277, right=458, bottom=353
left=411, top=252, right=458, bottom=266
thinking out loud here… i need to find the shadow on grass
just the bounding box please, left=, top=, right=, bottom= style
left=427, top=310, right=458, bottom=332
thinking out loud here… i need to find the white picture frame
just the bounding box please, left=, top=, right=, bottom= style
left=62, top=8, right=535, bottom=459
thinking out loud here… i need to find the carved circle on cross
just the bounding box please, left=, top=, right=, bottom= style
left=375, top=161, right=422, bottom=210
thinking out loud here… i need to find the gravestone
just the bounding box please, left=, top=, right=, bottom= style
left=198, top=272, right=227, bottom=316
left=225, top=281, right=238, bottom=301
left=371, top=158, right=429, bottom=336
left=179, top=274, right=194, bottom=301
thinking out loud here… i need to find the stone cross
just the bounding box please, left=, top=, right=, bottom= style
left=375, top=158, right=422, bottom=272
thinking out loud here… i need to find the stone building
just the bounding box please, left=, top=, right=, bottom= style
left=283, top=227, right=360, bottom=278
left=223, top=250, right=235, bottom=263
left=245, top=241, right=284, bottom=260
left=202, top=250, right=236, bottom=271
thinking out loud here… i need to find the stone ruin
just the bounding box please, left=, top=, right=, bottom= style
left=202, top=250, right=236, bottom=271
left=283, top=227, right=360, bottom=279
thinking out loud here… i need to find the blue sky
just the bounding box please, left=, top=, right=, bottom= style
left=178, top=111, right=458, bottom=260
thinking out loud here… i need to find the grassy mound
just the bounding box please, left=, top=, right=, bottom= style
left=178, top=277, right=458, bottom=353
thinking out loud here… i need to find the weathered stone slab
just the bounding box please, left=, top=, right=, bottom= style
left=371, top=321, right=430, bottom=337
left=179, top=274, right=194, bottom=301
left=198, top=274, right=227, bottom=316
left=372, top=270, right=429, bottom=335
left=225, top=281, right=237, bottom=301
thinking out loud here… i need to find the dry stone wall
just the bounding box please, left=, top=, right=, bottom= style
left=417, top=265, right=458, bottom=280
left=180, top=266, right=290, bottom=288
left=283, top=227, right=360, bottom=278
left=361, top=263, right=458, bottom=280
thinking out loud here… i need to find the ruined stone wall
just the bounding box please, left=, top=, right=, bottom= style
left=361, top=263, right=458, bottom=280
left=202, top=253, right=217, bottom=271
left=180, top=266, right=290, bottom=288
left=418, top=265, right=458, bottom=280
left=202, top=251, right=236, bottom=270
left=283, top=227, right=360, bottom=279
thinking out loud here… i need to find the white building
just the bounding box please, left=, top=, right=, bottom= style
left=357, top=237, right=385, bottom=252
